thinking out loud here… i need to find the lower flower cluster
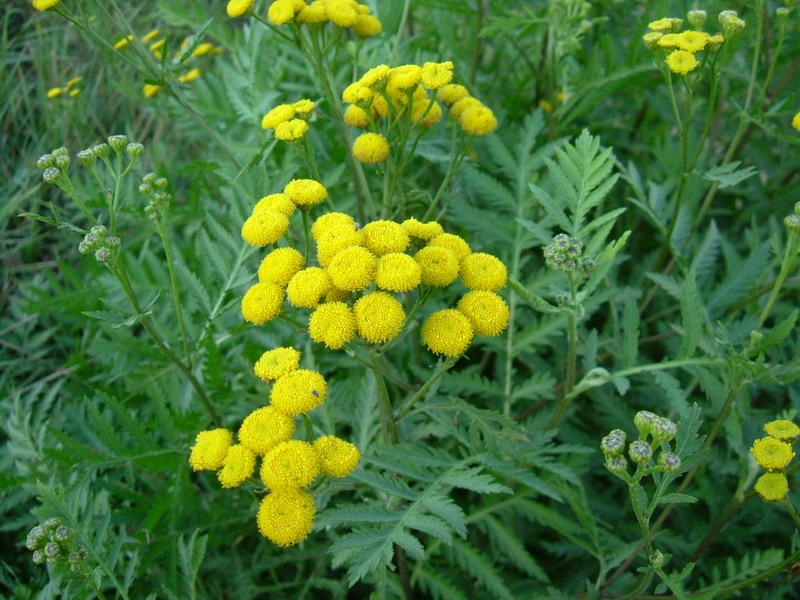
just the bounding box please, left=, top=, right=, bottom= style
left=601, top=410, right=681, bottom=478
left=751, top=419, right=799, bottom=502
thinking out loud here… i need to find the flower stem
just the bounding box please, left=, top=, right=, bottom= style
left=370, top=350, right=397, bottom=444
left=396, top=357, right=457, bottom=421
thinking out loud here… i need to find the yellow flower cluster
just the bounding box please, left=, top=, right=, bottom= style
left=644, top=12, right=730, bottom=76
left=32, top=0, right=59, bottom=10
left=228, top=0, right=382, bottom=37
left=261, top=99, right=316, bottom=142
left=46, top=77, right=82, bottom=100
left=751, top=419, right=799, bottom=502
left=792, top=112, right=800, bottom=133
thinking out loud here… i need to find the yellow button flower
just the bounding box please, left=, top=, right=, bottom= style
left=438, top=84, right=470, bottom=106
left=33, top=0, right=59, bottom=10
left=362, top=220, right=410, bottom=256
left=258, top=247, right=305, bottom=287
left=143, top=84, right=160, bottom=98
left=254, top=347, right=301, bottom=381
left=309, top=302, right=356, bottom=349
left=217, top=444, right=257, bottom=488
left=450, top=97, right=482, bottom=121
left=421, top=61, right=454, bottom=90
left=189, top=429, right=233, bottom=471
left=457, top=291, right=509, bottom=336
left=359, top=64, right=391, bottom=89
left=268, top=0, right=296, bottom=24
left=317, top=224, right=364, bottom=267
left=353, top=14, right=382, bottom=36
left=751, top=437, right=795, bottom=471
left=415, top=246, right=460, bottom=287
left=678, top=30, right=709, bottom=53
left=666, top=50, right=698, bottom=75
left=270, top=369, right=327, bottom=415
left=191, top=42, right=217, bottom=57
left=375, top=253, right=422, bottom=292
left=402, top=217, right=444, bottom=240
left=284, top=178, right=328, bottom=207
left=114, top=35, right=135, bottom=50
left=422, top=309, right=474, bottom=357
left=313, top=435, right=361, bottom=477
left=765, top=420, right=800, bottom=442
left=642, top=32, right=663, bottom=50
left=257, top=489, right=315, bottom=547
left=275, top=118, right=309, bottom=141
left=311, top=212, right=354, bottom=241
left=178, top=68, right=202, bottom=83
left=352, top=132, right=390, bottom=164
left=754, top=472, right=789, bottom=502
left=262, top=104, right=296, bottom=129
left=327, top=246, right=377, bottom=291
left=657, top=33, right=682, bottom=49
left=293, top=98, right=315, bottom=116
left=342, top=81, right=372, bottom=105
left=327, top=0, right=357, bottom=26
left=254, top=193, right=296, bottom=217
left=46, top=87, right=64, bottom=99
left=460, top=105, right=498, bottom=136
left=297, top=3, right=327, bottom=23
left=241, top=209, right=290, bottom=246
left=241, top=282, right=285, bottom=325
left=353, top=291, right=405, bottom=343
left=344, top=104, right=370, bottom=128
left=428, top=233, right=471, bottom=261
left=261, top=440, right=320, bottom=490
left=647, top=18, right=673, bottom=33
left=239, top=406, right=296, bottom=455
left=793, top=112, right=800, bottom=132
left=387, top=65, right=422, bottom=95
left=460, top=252, right=508, bottom=291
left=287, top=267, right=333, bottom=308
left=415, top=100, right=444, bottom=127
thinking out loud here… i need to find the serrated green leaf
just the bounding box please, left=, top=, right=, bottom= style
left=678, top=270, right=704, bottom=359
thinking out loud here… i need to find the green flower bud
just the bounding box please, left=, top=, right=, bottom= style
left=44, top=542, right=59, bottom=557
left=785, top=214, right=800, bottom=232
left=44, top=517, right=60, bottom=529
left=51, top=147, right=69, bottom=158
left=26, top=526, right=46, bottom=550
left=142, top=172, right=157, bottom=185
left=108, top=135, right=129, bottom=152
left=55, top=154, right=71, bottom=170
left=93, top=143, right=111, bottom=159
left=42, top=167, right=61, bottom=184
left=70, top=561, right=81, bottom=573
left=105, top=236, right=121, bottom=249
left=666, top=17, right=683, bottom=32
left=605, top=456, right=628, bottom=475
left=687, top=9, right=707, bottom=28
left=629, top=440, right=653, bottom=463
left=794, top=202, right=800, bottom=216
left=658, top=451, right=681, bottom=473
left=776, top=7, right=789, bottom=19
left=601, top=433, right=626, bottom=456
left=76, top=148, right=97, bottom=168
left=36, top=154, right=55, bottom=169
left=718, top=10, right=737, bottom=23
left=32, top=549, right=46, bottom=564
left=642, top=31, right=663, bottom=50
left=155, top=177, right=168, bottom=190
left=722, top=14, right=746, bottom=37
left=652, top=417, right=677, bottom=443
left=139, top=183, right=153, bottom=195
left=95, top=247, right=111, bottom=263
left=126, top=142, right=144, bottom=157
left=633, top=411, right=658, bottom=437
left=90, top=225, right=107, bottom=237
left=650, top=550, right=665, bottom=568
left=55, top=526, right=74, bottom=542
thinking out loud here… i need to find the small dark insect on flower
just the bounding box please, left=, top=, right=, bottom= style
left=311, top=389, right=319, bottom=397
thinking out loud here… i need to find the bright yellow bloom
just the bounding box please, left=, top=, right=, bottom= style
left=33, top=0, right=59, bottom=10
left=314, top=436, right=360, bottom=477
left=191, top=42, right=217, bottom=57
left=311, top=212, right=354, bottom=241
left=257, top=489, right=315, bottom=547
left=241, top=209, right=290, bottom=246
left=450, top=98, right=483, bottom=123
left=751, top=437, right=795, bottom=470
left=355, top=3, right=370, bottom=15
left=387, top=65, right=422, bottom=95
left=141, top=29, right=160, bottom=43
left=287, top=267, right=333, bottom=308
left=353, top=14, right=382, bottom=36
left=460, top=252, right=507, bottom=291
left=189, top=429, right=233, bottom=471
left=371, top=94, right=389, bottom=117
left=297, top=3, right=327, bottom=22
left=415, top=246, right=460, bottom=287
left=327, top=246, right=377, bottom=291
left=66, top=76, right=83, bottom=88
left=754, top=472, right=789, bottom=502
left=327, top=1, right=357, bottom=26
left=402, top=218, right=444, bottom=240
left=457, top=291, right=509, bottom=336
left=414, top=100, right=443, bottom=126
left=268, top=0, right=296, bottom=24
left=428, top=233, right=471, bottom=261
left=657, top=33, right=682, bottom=49
left=284, top=179, right=328, bottom=207
left=143, top=84, right=160, bottom=98
left=317, top=224, right=364, bottom=267
left=707, top=34, right=724, bottom=51
left=309, top=302, right=356, bottom=349
left=666, top=50, right=699, bottom=75
left=241, top=282, right=285, bottom=325
left=239, top=406, right=296, bottom=455
left=766, top=420, right=800, bottom=441
left=271, top=370, right=327, bottom=416
left=254, top=347, right=301, bottom=381
left=359, top=64, right=391, bottom=89
left=258, top=247, right=305, bottom=287
left=362, top=220, right=410, bottom=256
left=678, top=30, right=709, bottom=53
left=46, top=87, right=64, bottom=98
left=227, top=0, right=254, bottom=17
left=460, top=105, right=497, bottom=136
left=438, top=84, right=470, bottom=106
left=375, top=253, right=421, bottom=292
left=293, top=99, right=315, bottom=116
left=218, top=444, right=257, bottom=488
left=178, top=68, right=202, bottom=83
left=421, top=61, right=454, bottom=90
left=353, top=292, right=405, bottom=343
left=69, top=89, right=80, bottom=98
left=149, top=39, right=166, bottom=56
left=262, top=104, right=296, bottom=129
left=793, top=112, right=800, bottom=132
left=261, top=440, right=320, bottom=490
left=647, top=19, right=673, bottom=33
left=275, top=118, right=309, bottom=141
left=344, top=104, right=370, bottom=128
left=254, top=193, right=296, bottom=217
left=114, top=35, right=134, bottom=49
left=422, top=309, right=474, bottom=357
left=352, top=132, right=390, bottom=164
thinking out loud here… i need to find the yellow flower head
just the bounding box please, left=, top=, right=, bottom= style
left=751, top=437, right=795, bottom=471
left=707, top=34, right=725, bottom=51
left=352, top=132, right=390, bottom=164
left=293, top=98, right=315, bottom=116
left=642, top=32, right=663, bottom=50
left=218, top=444, right=257, bottom=488
left=287, top=267, right=333, bottom=308
left=268, top=0, right=296, bottom=24
left=457, top=291, right=509, bottom=336
left=241, top=210, right=290, bottom=246
left=414, top=100, right=443, bottom=126
left=460, top=252, right=507, bottom=291
left=284, top=179, right=328, bottom=207
left=678, top=30, right=709, bottom=53
left=450, top=97, right=483, bottom=121
left=262, top=104, right=296, bottom=130
left=402, top=218, right=444, bottom=241
left=46, top=87, right=64, bottom=99
left=754, top=472, right=789, bottom=503
left=657, top=33, right=682, bottom=49
left=421, top=61, right=454, bottom=90
left=66, top=76, right=83, bottom=88
left=387, top=65, right=422, bottom=95
left=114, top=35, right=135, bottom=50
left=275, top=118, right=309, bottom=141
left=254, top=347, right=301, bottom=381
left=149, top=39, right=166, bottom=57
left=239, top=406, right=296, bottom=455
left=359, top=64, right=391, bottom=89
left=539, top=100, right=553, bottom=113
left=666, top=50, right=699, bottom=75
left=792, top=112, right=800, bottom=132
left=314, top=435, right=361, bottom=477
left=258, top=247, right=305, bottom=287
left=342, top=81, right=372, bottom=105
left=242, top=282, right=285, bottom=325
left=69, top=89, right=80, bottom=98
left=227, top=0, right=255, bottom=16
left=191, top=42, right=217, bottom=57
left=257, top=489, right=315, bottom=547
left=298, top=3, right=327, bottom=23
left=766, top=420, right=800, bottom=441
left=344, top=104, right=370, bottom=128
left=327, top=246, right=377, bottom=291
left=178, top=68, right=202, bottom=83
left=647, top=19, right=673, bottom=33
left=375, top=253, right=422, bottom=292
left=327, top=0, right=357, bottom=26
left=460, top=105, right=498, bottom=136
left=143, top=84, right=160, bottom=98
left=33, top=0, right=59, bottom=10
left=189, top=429, right=233, bottom=471
left=353, top=291, right=405, bottom=344
left=362, top=220, right=410, bottom=256
left=415, top=246, right=460, bottom=287
left=428, top=233, right=471, bottom=261
left=371, top=94, right=390, bottom=117
left=317, top=224, right=364, bottom=267
left=438, top=84, right=470, bottom=106
left=141, top=29, right=160, bottom=43
left=270, top=369, right=327, bottom=416
left=353, top=14, right=382, bottom=37
left=254, top=193, right=296, bottom=217
left=309, top=302, right=356, bottom=349
left=261, top=440, right=320, bottom=490
left=311, top=212, right=355, bottom=241
left=422, top=309, right=474, bottom=357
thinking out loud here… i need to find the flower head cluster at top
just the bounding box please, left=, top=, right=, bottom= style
left=601, top=411, right=681, bottom=479
left=228, top=0, right=382, bottom=38
left=261, top=99, right=317, bottom=142
left=46, top=76, right=83, bottom=100
left=189, top=346, right=360, bottom=547
left=642, top=9, right=745, bottom=75
left=25, top=517, right=87, bottom=572
left=750, top=419, right=800, bottom=503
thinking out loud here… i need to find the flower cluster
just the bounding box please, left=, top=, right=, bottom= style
left=543, top=233, right=594, bottom=275
left=25, top=518, right=87, bottom=572
left=751, top=419, right=799, bottom=502
left=77, top=225, right=121, bottom=264
left=261, top=99, right=316, bottom=142
left=46, top=76, right=82, bottom=100
left=229, top=0, right=382, bottom=37
left=601, top=411, right=681, bottom=479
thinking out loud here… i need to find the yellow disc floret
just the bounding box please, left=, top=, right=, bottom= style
left=415, top=246, right=460, bottom=287
left=258, top=247, right=305, bottom=287
left=460, top=105, right=498, bottom=136
left=450, top=97, right=482, bottom=121
left=751, top=437, right=795, bottom=471
left=344, top=104, right=370, bottom=128
left=275, top=118, right=309, bottom=141
left=309, top=302, right=356, bottom=349
left=428, top=233, right=471, bottom=261
left=268, top=0, right=296, bottom=24
left=33, top=0, right=60, bottom=10
left=439, top=84, right=470, bottom=106
left=241, top=210, right=290, bottom=247
left=227, top=0, right=255, bottom=17
left=287, top=267, right=333, bottom=308
left=327, top=0, right=357, bottom=26
left=298, top=3, right=327, bottom=23
left=402, top=218, right=444, bottom=240
left=352, top=132, right=390, bottom=164
left=387, top=65, right=422, bottom=95
left=460, top=252, right=508, bottom=291
left=678, top=30, right=709, bottom=53
left=253, top=347, right=301, bottom=381
left=666, top=50, right=698, bottom=75
left=647, top=18, right=673, bottom=33
left=362, top=220, right=410, bottom=256
left=262, top=104, right=296, bottom=129
left=657, top=33, right=682, bottom=49
left=257, top=489, right=315, bottom=547
left=457, top=291, right=509, bottom=336
left=421, top=61, right=454, bottom=90
left=764, top=420, right=800, bottom=442
left=313, top=435, right=361, bottom=477
left=327, top=246, right=377, bottom=291
left=254, top=193, right=297, bottom=217
left=270, top=369, right=327, bottom=415
left=353, top=14, right=382, bottom=37
left=293, top=98, right=315, bottom=116
left=317, top=224, right=364, bottom=268
left=218, top=444, right=257, bottom=488
left=238, top=406, right=296, bottom=455
left=353, top=291, right=405, bottom=343
left=189, top=429, right=233, bottom=471
left=375, top=253, right=422, bottom=292
left=242, top=282, right=285, bottom=325
left=311, top=212, right=354, bottom=241
left=422, top=309, right=474, bottom=357
left=284, top=179, right=328, bottom=207
left=261, top=440, right=320, bottom=490
left=792, top=112, right=800, bottom=132
left=754, top=472, right=789, bottom=503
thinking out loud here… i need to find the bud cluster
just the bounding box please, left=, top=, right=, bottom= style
left=719, top=10, right=746, bottom=37
left=35, top=147, right=71, bottom=185
left=601, top=411, right=681, bottom=478
left=543, top=233, right=594, bottom=276
left=784, top=203, right=800, bottom=233
left=78, top=224, right=121, bottom=264
left=25, top=518, right=87, bottom=572
left=140, top=172, right=172, bottom=221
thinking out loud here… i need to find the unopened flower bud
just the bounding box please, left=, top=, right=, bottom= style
left=105, top=236, right=121, bottom=249
left=51, top=147, right=68, bottom=158
left=90, top=225, right=107, bottom=237
left=629, top=440, right=653, bottom=463
left=555, top=291, right=572, bottom=306
left=139, top=183, right=153, bottom=195
left=634, top=411, right=659, bottom=437
left=643, top=32, right=663, bottom=50
left=155, top=177, right=168, bottom=190
left=126, top=142, right=144, bottom=157
left=605, top=456, right=628, bottom=475
left=55, top=526, right=74, bottom=542
left=718, top=10, right=737, bottom=23
left=776, top=7, right=789, bottom=19
left=601, top=433, right=626, bottom=456
left=785, top=214, right=800, bottom=232
left=70, top=561, right=81, bottom=572
left=93, top=143, right=110, bottom=159
left=154, top=191, right=170, bottom=203
left=794, top=202, right=800, bottom=216
left=78, top=241, right=89, bottom=254
left=78, top=545, right=88, bottom=559
left=44, top=542, right=59, bottom=557
left=650, top=550, right=665, bottom=568
left=55, top=154, right=71, bottom=170
left=707, top=33, right=725, bottom=51
left=95, top=248, right=110, bottom=263
left=666, top=17, right=683, bottom=31
left=652, top=417, right=677, bottom=443
left=32, top=550, right=46, bottom=564
left=142, top=172, right=157, bottom=185
left=68, top=551, right=80, bottom=563
left=687, top=9, right=706, bottom=28
left=76, top=148, right=97, bottom=167
left=658, top=451, right=681, bottom=473
left=108, top=135, right=128, bottom=152
left=722, top=15, right=746, bottom=37
left=43, top=167, right=60, bottom=183
left=36, top=154, right=55, bottom=169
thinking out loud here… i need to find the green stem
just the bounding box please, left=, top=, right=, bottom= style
left=371, top=351, right=397, bottom=444
left=784, top=498, right=800, bottom=529
left=396, top=357, right=457, bottom=421
left=301, top=414, right=314, bottom=441
left=158, top=227, right=193, bottom=367
left=389, top=0, right=412, bottom=64
left=629, top=483, right=653, bottom=559
left=422, top=127, right=465, bottom=221
left=301, top=208, right=311, bottom=263
left=691, top=547, right=800, bottom=597
left=82, top=565, right=108, bottom=600
left=752, top=231, right=798, bottom=333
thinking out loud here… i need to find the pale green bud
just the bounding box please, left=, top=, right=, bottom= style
left=605, top=456, right=628, bottom=475
left=32, top=549, right=46, bottom=564
left=95, top=248, right=111, bottom=263
left=687, top=9, right=707, bottom=28
left=650, top=550, right=665, bottom=568
left=42, top=167, right=60, bottom=183
left=634, top=410, right=659, bottom=437
left=36, top=154, right=55, bottom=169
left=108, top=135, right=128, bottom=153
left=55, top=154, right=71, bottom=170
left=142, top=172, right=157, bottom=185
left=155, top=177, right=168, bottom=190
left=126, top=142, right=144, bottom=157
left=629, top=440, right=653, bottom=463
left=76, top=148, right=97, bottom=167
left=139, top=183, right=153, bottom=195
left=658, top=451, right=681, bottom=473
left=601, top=433, right=625, bottom=456
left=652, top=417, right=677, bottom=443
left=785, top=214, right=800, bottom=232
left=93, top=143, right=111, bottom=159
left=105, top=235, right=121, bottom=249
left=90, top=225, right=107, bottom=237
left=794, top=202, right=800, bottom=216
left=51, top=147, right=68, bottom=158
left=776, top=7, right=789, bottom=19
